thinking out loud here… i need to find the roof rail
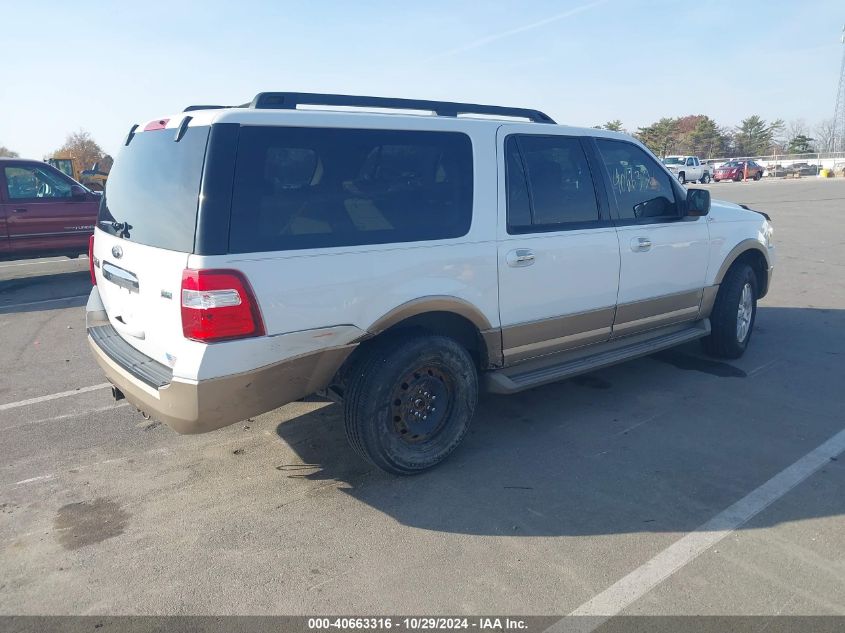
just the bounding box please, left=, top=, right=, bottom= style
left=182, top=105, right=231, bottom=112
left=247, top=92, right=555, bottom=123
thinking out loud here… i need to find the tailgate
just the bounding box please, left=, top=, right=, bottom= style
left=93, top=229, right=189, bottom=367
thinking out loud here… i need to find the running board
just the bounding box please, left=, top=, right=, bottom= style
left=486, top=320, right=711, bottom=395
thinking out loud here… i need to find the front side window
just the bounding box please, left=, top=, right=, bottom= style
left=229, top=126, right=473, bottom=252
left=4, top=165, right=72, bottom=200
left=505, top=135, right=600, bottom=233
left=595, top=139, right=678, bottom=221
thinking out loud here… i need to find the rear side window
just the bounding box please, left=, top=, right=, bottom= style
left=505, top=135, right=600, bottom=233
left=98, top=126, right=210, bottom=252
left=595, top=139, right=678, bottom=221
left=229, top=126, right=473, bottom=253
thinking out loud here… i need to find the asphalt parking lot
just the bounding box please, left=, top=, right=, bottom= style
left=1, top=178, right=844, bottom=619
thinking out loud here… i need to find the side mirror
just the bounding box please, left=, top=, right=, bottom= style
left=70, top=184, right=88, bottom=200
left=686, top=188, right=710, bottom=217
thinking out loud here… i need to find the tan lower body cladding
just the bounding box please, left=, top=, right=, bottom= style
left=501, top=288, right=712, bottom=365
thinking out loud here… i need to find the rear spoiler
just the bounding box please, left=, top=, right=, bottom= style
left=739, top=204, right=771, bottom=222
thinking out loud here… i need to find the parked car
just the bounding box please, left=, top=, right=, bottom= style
left=0, top=158, right=101, bottom=259
left=713, top=160, right=764, bottom=182
left=86, top=92, right=775, bottom=475
left=789, top=162, right=820, bottom=177
left=662, top=155, right=711, bottom=184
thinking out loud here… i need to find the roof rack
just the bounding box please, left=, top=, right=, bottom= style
left=183, top=105, right=231, bottom=112
left=247, top=92, right=556, bottom=123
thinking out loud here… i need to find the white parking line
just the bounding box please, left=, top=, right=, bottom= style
left=0, top=383, right=110, bottom=412
left=1, top=402, right=131, bottom=431
left=0, top=257, right=79, bottom=269
left=549, top=426, right=845, bottom=632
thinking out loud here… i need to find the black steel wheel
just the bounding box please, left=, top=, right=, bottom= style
left=344, top=334, right=478, bottom=475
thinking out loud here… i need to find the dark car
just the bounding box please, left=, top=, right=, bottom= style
left=714, top=160, right=764, bottom=182
left=0, top=158, right=101, bottom=259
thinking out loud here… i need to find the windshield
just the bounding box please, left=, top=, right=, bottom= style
left=723, top=161, right=743, bottom=168
left=97, top=125, right=210, bottom=252
left=662, top=157, right=684, bottom=165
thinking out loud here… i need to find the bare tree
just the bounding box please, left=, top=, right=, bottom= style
left=784, top=119, right=808, bottom=148
left=815, top=118, right=836, bottom=153
left=50, top=129, right=106, bottom=171
left=0, top=145, right=19, bottom=158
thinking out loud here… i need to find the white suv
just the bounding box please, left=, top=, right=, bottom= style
left=87, top=92, right=774, bottom=474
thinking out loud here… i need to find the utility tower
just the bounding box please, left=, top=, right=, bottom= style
left=835, top=25, right=845, bottom=152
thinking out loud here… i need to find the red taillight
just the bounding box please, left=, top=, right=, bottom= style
left=88, top=235, right=96, bottom=285
left=180, top=269, right=265, bottom=342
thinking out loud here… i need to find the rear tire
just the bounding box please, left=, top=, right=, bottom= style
left=700, top=173, right=711, bottom=184
left=677, top=172, right=686, bottom=185
left=702, top=263, right=758, bottom=359
left=753, top=171, right=762, bottom=181
left=343, top=334, right=478, bottom=475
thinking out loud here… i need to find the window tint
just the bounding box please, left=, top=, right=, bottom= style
left=98, top=126, right=210, bottom=252
left=4, top=165, right=72, bottom=200
left=505, top=137, right=531, bottom=230
left=596, top=139, right=678, bottom=221
left=229, top=127, right=473, bottom=253
left=505, top=135, right=599, bottom=233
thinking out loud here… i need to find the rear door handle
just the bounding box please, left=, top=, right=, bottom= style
left=12, top=208, right=27, bottom=213
left=506, top=249, right=535, bottom=267
left=631, top=237, right=651, bottom=252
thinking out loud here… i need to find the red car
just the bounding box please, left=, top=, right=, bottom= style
left=0, top=158, right=101, bottom=259
left=713, top=160, right=764, bottom=182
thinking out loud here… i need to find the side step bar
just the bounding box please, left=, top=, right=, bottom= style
left=486, top=320, right=711, bottom=395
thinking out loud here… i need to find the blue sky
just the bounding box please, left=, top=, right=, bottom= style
left=2, top=0, right=843, bottom=159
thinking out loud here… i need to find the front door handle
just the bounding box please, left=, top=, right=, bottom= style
left=631, top=237, right=651, bottom=252
left=506, top=248, right=535, bottom=267
left=12, top=208, right=27, bottom=213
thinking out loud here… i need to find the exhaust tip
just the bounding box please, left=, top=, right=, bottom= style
left=111, top=386, right=125, bottom=402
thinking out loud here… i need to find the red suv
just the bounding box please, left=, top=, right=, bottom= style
left=714, top=160, right=764, bottom=182
left=0, top=158, right=101, bottom=259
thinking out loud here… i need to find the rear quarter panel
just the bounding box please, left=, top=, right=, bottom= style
left=188, top=119, right=499, bottom=370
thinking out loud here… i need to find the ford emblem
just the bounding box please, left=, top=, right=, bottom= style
left=111, top=245, right=123, bottom=259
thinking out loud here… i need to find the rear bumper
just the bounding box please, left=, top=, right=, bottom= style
left=86, top=289, right=355, bottom=434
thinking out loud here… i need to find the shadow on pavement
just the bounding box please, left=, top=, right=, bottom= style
left=274, top=306, right=845, bottom=536
left=0, top=271, right=91, bottom=314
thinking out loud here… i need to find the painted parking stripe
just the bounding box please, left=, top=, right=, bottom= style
left=0, top=257, right=78, bottom=269
left=0, top=295, right=89, bottom=312
left=0, top=383, right=110, bottom=412
left=548, top=426, right=845, bottom=632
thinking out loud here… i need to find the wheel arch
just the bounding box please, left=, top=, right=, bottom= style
left=714, top=240, right=771, bottom=298
left=367, top=297, right=500, bottom=368
left=333, top=297, right=501, bottom=391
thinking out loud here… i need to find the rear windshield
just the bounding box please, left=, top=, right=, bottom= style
left=228, top=126, right=473, bottom=253
left=97, top=126, right=210, bottom=252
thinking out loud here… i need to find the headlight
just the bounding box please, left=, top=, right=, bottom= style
left=763, top=221, right=774, bottom=248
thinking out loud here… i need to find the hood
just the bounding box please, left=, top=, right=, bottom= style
left=708, top=198, right=770, bottom=222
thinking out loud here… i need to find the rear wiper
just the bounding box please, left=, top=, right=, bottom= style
left=99, top=219, right=132, bottom=238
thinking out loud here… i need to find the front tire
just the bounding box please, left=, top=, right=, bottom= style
left=734, top=171, right=744, bottom=182
left=343, top=334, right=478, bottom=475
left=702, top=263, right=758, bottom=359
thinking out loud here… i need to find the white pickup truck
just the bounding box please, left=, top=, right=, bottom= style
left=662, top=155, right=711, bottom=184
